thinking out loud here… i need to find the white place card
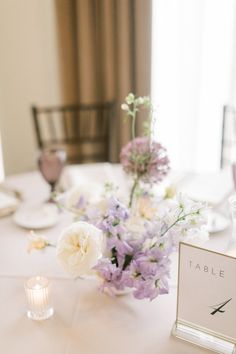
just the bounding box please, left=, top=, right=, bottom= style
left=172, top=242, right=236, bottom=354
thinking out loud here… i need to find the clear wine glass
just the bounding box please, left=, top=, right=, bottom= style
left=38, top=148, right=67, bottom=201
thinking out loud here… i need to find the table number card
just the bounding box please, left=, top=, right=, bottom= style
left=172, top=242, right=236, bottom=354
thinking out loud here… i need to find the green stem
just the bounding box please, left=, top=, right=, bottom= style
left=129, top=177, right=139, bottom=208
left=132, top=112, right=136, bottom=140
left=160, top=209, right=202, bottom=238
left=47, top=243, right=56, bottom=248
left=131, top=101, right=138, bottom=140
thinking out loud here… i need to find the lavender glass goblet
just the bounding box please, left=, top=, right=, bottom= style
left=38, top=148, right=67, bottom=201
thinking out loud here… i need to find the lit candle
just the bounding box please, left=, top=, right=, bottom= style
left=25, top=276, right=53, bottom=320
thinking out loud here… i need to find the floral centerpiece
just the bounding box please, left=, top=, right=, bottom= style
left=30, top=93, right=208, bottom=301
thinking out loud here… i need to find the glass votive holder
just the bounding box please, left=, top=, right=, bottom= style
left=24, top=276, right=54, bottom=321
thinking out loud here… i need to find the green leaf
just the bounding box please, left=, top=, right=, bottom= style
left=122, top=254, right=133, bottom=270
left=111, top=247, right=118, bottom=267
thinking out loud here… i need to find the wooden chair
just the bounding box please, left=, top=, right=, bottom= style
left=220, top=105, right=236, bottom=169
left=31, top=102, right=115, bottom=164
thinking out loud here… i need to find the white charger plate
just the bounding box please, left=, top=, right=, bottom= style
left=13, top=203, right=59, bottom=229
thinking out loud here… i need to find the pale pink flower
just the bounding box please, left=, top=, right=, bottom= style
left=27, top=231, right=49, bottom=253
left=120, top=136, right=170, bottom=183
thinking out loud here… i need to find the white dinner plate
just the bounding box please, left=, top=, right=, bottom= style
left=13, top=203, right=59, bottom=229
left=206, top=211, right=230, bottom=234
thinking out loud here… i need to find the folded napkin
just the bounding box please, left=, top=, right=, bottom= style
left=60, top=164, right=232, bottom=207
left=178, top=169, right=233, bottom=206
left=60, top=163, right=129, bottom=194
left=0, top=190, right=19, bottom=217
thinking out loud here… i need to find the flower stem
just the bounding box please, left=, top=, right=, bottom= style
left=150, top=208, right=203, bottom=250
left=129, top=177, right=139, bottom=208
left=131, top=100, right=138, bottom=140
left=132, top=112, right=136, bottom=140
left=48, top=243, right=56, bottom=247
left=160, top=209, right=202, bottom=238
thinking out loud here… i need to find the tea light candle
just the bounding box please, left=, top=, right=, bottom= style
left=25, top=276, right=54, bottom=320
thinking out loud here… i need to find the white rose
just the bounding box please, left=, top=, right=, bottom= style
left=56, top=221, right=104, bottom=277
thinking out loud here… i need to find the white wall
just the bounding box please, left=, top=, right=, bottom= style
left=0, top=0, right=62, bottom=175
left=0, top=95, right=5, bottom=181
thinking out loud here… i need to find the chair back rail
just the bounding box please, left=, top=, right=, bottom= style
left=32, top=102, right=115, bottom=163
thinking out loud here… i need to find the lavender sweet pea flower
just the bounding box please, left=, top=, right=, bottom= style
left=133, top=280, right=160, bottom=300
left=95, top=197, right=130, bottom=238
left=97, top=215, right=127, bottom=237
left=108, top=196, right=129, bottom=221
left=107, top=237, right=133, bottom=256
left=134, top=256, right=161, bottom=278
left=95, top=259, right=129, bottom=293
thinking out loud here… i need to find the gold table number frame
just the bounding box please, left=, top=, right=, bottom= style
left=172, top=242, right=236, bottom=354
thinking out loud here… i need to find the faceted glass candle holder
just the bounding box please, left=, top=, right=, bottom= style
left=25, top=276, right=54, bottom=321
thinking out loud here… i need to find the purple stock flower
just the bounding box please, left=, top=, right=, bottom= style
left=120, top=137, right=170, bottom=183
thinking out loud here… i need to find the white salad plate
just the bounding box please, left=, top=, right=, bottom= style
left=13, top=203, right=59, bottom=229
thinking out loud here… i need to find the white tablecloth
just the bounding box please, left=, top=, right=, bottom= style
left=0, top=164, right=232, bottom=354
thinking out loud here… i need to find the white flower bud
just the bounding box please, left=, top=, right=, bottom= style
left=135, top=97, right=144, bottom=105
left=125, top=93, right=135, bottom=104
left=121, top=103, right=129, bottom=111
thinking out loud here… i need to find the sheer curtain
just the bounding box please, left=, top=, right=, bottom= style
left=151, top=0, right=236, bottom=172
